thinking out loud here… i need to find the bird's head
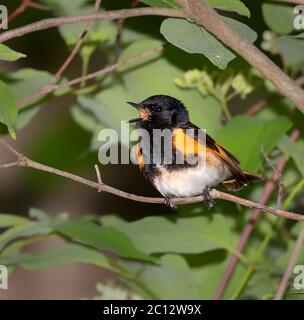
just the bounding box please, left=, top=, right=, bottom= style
left=127, top=95, right=189, bottom=128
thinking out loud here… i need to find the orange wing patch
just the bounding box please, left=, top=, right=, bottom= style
left=172, top=128, right=220, bottom=166
left=172, top=128, right=206, bottom=157
left=135, top=144, right=144, bottom=169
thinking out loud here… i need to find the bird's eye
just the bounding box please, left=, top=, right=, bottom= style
left=155, top=106, right=162, bottom=113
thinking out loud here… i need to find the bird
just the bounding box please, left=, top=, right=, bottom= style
left=127, top=95, right=261, bottom=209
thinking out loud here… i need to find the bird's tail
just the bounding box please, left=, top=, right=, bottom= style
left=220, top=170, right=262, bottom=191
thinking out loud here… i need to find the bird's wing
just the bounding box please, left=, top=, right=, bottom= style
left=178, top=122, right=248, bottom=184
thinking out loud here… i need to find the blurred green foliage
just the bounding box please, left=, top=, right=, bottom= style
left=0, top=0, right=304, bottom=300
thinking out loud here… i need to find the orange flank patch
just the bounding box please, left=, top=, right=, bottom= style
left=135, top=144, right=144, bottom=169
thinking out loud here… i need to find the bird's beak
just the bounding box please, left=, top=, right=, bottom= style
left=127, top=101, right=139, bottom=109
left=127, top=118, right=139, bottom=123
left=127, top=101, right=140, bottom=123
left=127, top=101, right=151, bottom=122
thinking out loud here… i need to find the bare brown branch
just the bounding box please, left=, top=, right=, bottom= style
left=0, top=138, right=303, bottom=222
left=94, top=164, right=103, bottom=192
left=0, top=7, right=185, bottom=43
left=261, top=145, right=284, bottom=208
left=0, top=0, right=49, bottom=29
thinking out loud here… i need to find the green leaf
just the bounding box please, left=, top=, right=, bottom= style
left=160, top=17, right=256, bottom=69
left=78, top=94, right=135, bottom=145
left=55, top=220, right=155, bottom=262
left=0, top=243, right=115, bottom=272
left=50, top=0, right=116, bottom=46
left=243, top=271, right=277, bottom=300
left=118, top=39, right=163, bottom=72
left=262, top=3, right=294, bottom=35
left=278, top=135, right=304, bottom=177
left=122, top=254, right=197, bottom=299
left=0, top=44, right=26, bottom=62
left=7, top=68, right=53, bottom=129
left=0, top=214, right=29, bottom=228
left=215, top=115, right=292, bottom=172
left=277, top=36, right=304, bottom=69
left=9, top=68, right=53, bottom=103
left=207, top=0, right=250, bottom=17
left=0, top=222, right=52, bottom=252
left=70, top=105, right=100, bottom=132
left=16, top=106, right=41, bottom=130
left=0, top=80, right=18, bottom=138
left=101, top=214, right=238, bottom=255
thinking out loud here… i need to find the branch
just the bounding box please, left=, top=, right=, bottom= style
left=214, top=129, right=300, bottom=300
left=0, top=138, right=303, bottom=221
left=0, top=0, right=49, bottom=29
left=275, top=227, right=304, bottom=300
left=177, top=0, right=304, bottom=113
left=261, top=145, right=284, bottom=208
left=16, top=45, right=164, bottom=107
left=0, top=7, right=185, bottom=43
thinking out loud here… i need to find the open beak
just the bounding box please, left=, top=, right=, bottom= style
left=127, top=118, right=139, bottom=123
left=127, top=101, right=151, bottom=123
left=127, top=101, right=139, bottom=109
left=127, top=101, right=140, bottom=123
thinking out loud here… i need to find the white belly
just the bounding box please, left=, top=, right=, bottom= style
left=153, top=164, right=231, bottom=198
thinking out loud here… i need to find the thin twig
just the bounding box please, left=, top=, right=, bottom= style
left=94, top=164, right=103, bottom=192
left=177, top=0, right=304, bottom=113
left=51, top=0, right=102, bottom=83
left=275, top=227, right=304, bottom=300
left=0, top=138, right=303, bottom=221
left=16, top=44, right=164, bottom=107
left=115, top=18, right=125, bottom=58
left=3, top=0, right=49, bottom=27
left=214, top=129, right=300, bottom=299
left=114, top=0, right=140, bottom=58
left=0, top=161, right=20, bottom=168
left=261, top=145, right=284, bottom=208
left=0, top=7, right=185, bottom=43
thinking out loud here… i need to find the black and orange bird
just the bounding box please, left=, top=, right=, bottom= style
left=127, top=95, right=261, bottom=209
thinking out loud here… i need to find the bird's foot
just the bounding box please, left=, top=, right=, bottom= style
left=164, top=197, right=178, bottom=210
left=202, top=186, right=215, bottom=209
